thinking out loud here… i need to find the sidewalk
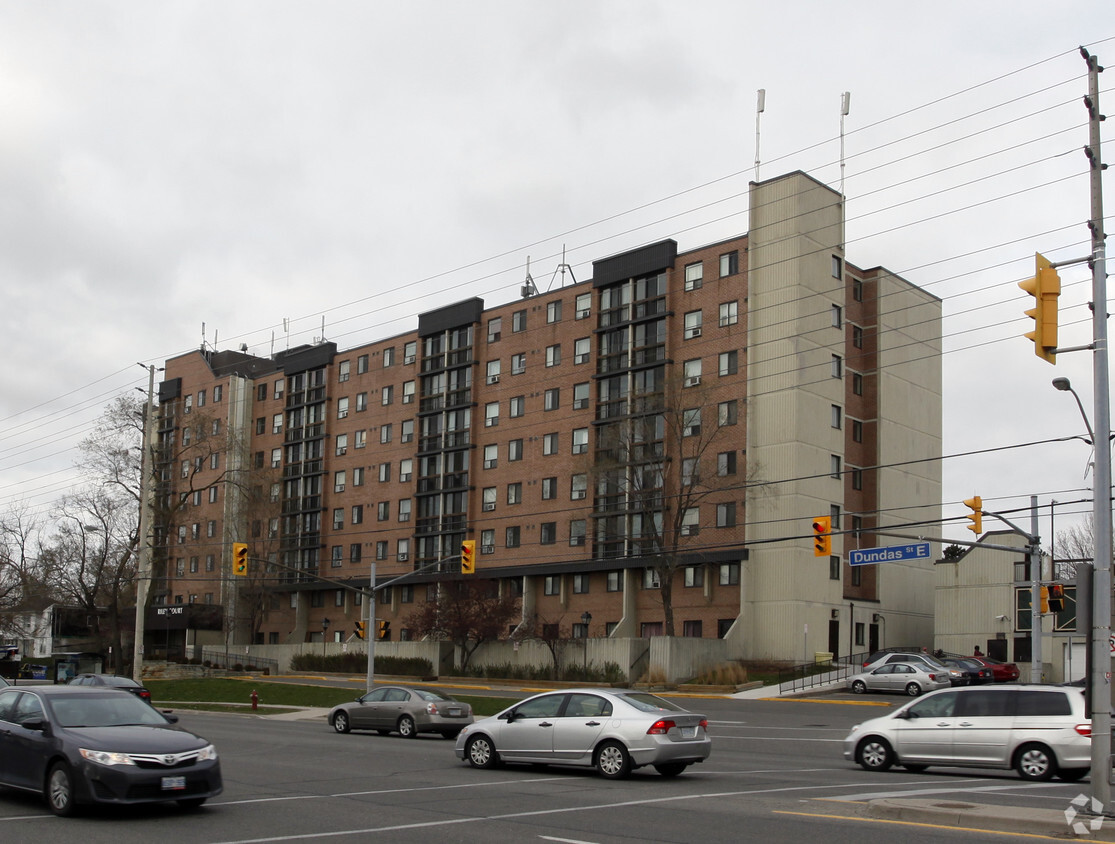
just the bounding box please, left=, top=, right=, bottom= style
left=865, top=795, right=1115, bottom=840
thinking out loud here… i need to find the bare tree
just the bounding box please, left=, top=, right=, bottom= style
left=515, top=613, right=574, bottom=679
left=405, top=580, right=520, bottom=672
left=1054, top=515, right=1101, bottom=580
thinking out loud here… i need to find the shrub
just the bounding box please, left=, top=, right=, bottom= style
left=289, top=652, right=433, bottom=677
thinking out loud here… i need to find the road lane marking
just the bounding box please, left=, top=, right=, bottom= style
left=773, top=810, right=1065, bottom=840
left=216, top=776, right=566, bottom=806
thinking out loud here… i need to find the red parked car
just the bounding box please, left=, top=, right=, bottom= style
left=970, top=656, right=1020, bottom=682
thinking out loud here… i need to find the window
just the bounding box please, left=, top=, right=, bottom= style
left=210, top=452, right=219, bottom=470
left=571, top=473, right=587, bottom=500
left=352, top=504, right=364, bottom=525
left=832, top=355, right=843, bottom=379
left=683, top=358, right=702, bottom=387
left=488, top=317, right=502, bottom=342
left=357, top=354, right=369, bottom=374
left=643, top=568, right=661, bottom=589
left=333, top=508, right=344, bottom=530
left=404, top=341, right=417, bottom=364
left=684, top=310, right=703, bottom=339
left=486, top=360, right=501, bottom=385
left=682, top=457, right=699, bottom=486
left=543, top=433, right=558, bottom=455
left=720, top=562, right=740, bottom=585
left=830, top=504, right=841, bottom=529
left=334, top=471, right=346, bottom=493
left=684, top=566, right=704, bottom=588
left=354, top=430, right=366, bottom=449
left=378, top=501, right=390, bottom=521
left=338, top=360, right=351, bottom=382
left=505, top=526, right=521, bottom=548
left=832, top=255, right=843, bottom=279
left=376, top=541, right=388, bottom=560
left=575, top=292, right=591, bottom=319
left=720, top=250, right=738, bottom=277
left=853, top=372, right=863, bottom=395
left=508, top=439, right=523, bottom=462
left=681, top=508, right=700, bottom=536
left=274, top=379, right=284, bottom=400
left=481, top=529, right=495, bottom=554
left=383, top=347, right=396, bottom=367
left=853, top=325, right=864, bottom=348
left=570, top=520, right=586, bottom=546
left=335, top=433, right=348, bottom=456
left=572, top=573, right=589, bottom=593
left=353, top=467, right=365, bottom=486
left=190, top=556, right=199, bottom=573
left=507, top=483, right=522, bottom=505
left=544, top=388, right=559, bottom=411
left=854, top=621, right=865, bottom=646
left=382, top=385, right=394, bottom=405
left=573, top=382, right=589, bottom=410
left=397, top=538, right=409, bottom=562
left=483, top=443, right=498, bottom=469
left=830, top=555, right=841, bottom=580
left=544, top=575, right=561, bottom=596
left=718, top=399, right=738, bottom=426
left=213, top=384, right=222, bottom=402
left=717, top=502, right=736, bottom=527
left=273, top=413, right=283, bottom=434
left=482, top=487, right=497, bottom=512
left=399, top=458, right=413, bottom=482
left=255, top=417, right=265, bottom=435
left=684, top=261, right=703, bottom=291
left=509, top=395, right=524, bottom=418
left=332, top=545, right=344, bottom=566
left=852, top=468, right=863, bottom=490
left=542, top=477, right=557, bottom=500
left=485, top=401, right=499, bottom=427
left=831, top=304, right=842, bottom=329
left=683, top=407, right=701, bottom=437
left=402, top=380, right=415, bottom=404
left=682, top=620, right=703, bottom=638
left=853, top=278, right=863, bottom=302
left=209, top=486, right=218, bottom=503
left=545, top=344, right=561, bottom=367
left=719, top=350, right=738, bottom=376
left=719, top=301, right=738, bottom=327
left=540, top=522, right=556, bottom=544
left=546, top=300, right=562, bottom=323
left=512, top=309, right=527, bottom=332
left=337, top=397, right=349, bottom=419
left=379, top=462, right=391, bottom=482
left=831, top=455, right=841, bottom=479
left=355, top=392, right=368, bottom=412
left=380, top=423, right=392, bottom=444
left=572, top=427, right=588, bottom=454
left=606, top=571, right=623, bottom=592
left=511, top=353, right=526, bottom=375
left=832, top=405, right=842, bottom=429
left=717, top=451, right=737, bottom=476
left=852, top=419, right=863, bottom=443
left=574, top=337, right=590, bottom=365
left=350, top=544, right=362, bottom=563
left=398, top=499, right=411, bottom=522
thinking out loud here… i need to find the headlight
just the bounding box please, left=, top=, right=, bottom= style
left=80, top=748, right=136, bottom=767
left=196, top=744, right=218, bottom=761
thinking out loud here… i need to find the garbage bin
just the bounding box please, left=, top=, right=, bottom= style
left=814, top=652, right=834, bottom=664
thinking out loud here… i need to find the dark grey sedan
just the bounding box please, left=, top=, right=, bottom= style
left=0, top=685, right=221, bottom=816
left=329, top=685, right=473, bottom=739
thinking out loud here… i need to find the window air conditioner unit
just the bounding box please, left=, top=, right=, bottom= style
left=689, top=327, right=702, bottom=338
left=487, top=375, right=500, bottom=384
left=481, top=545, right=494, bottom=554
left=483, top=503, right=496, bottom=512
left=684, top=376, right=701, bottom=387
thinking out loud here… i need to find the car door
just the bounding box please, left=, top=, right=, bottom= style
left=951, top=689, right=1016, bottom=764
left=891, top=691, right=959, bottom=762
left=496, top=693, right=566, bottom=762
left=551, top=693, right=612, bottom=762
left=382, top=688, right=411, bottom=728
left=351, top=688, right=389, bottom=729
left=867, top=664, right=897, bottom=692
left=10, top=692, right=51, bottom=790
left=0, top=689, right=24, bottom=787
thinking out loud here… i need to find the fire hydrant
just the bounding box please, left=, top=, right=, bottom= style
left=250, top=689, right=258, bottom=711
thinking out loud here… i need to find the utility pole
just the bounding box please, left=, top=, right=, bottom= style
left=1081, top=46, right=1112, bottom=816
left=1029, top=496, right=1042, bottom=683
left=132, top=364, right=156, bottom=683
left=366, top=560, right=376, bottom=693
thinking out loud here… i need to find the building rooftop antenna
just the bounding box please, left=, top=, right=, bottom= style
left=546, top=245, right=577, bottom=291
left=754, top=88, right=766, bottom=181
left=521, top=256, right=538, bottom=299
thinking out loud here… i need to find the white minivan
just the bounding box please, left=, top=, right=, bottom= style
left=843, top=685, right=1091, bottom=781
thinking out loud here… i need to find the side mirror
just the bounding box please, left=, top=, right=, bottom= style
left=161, top=711, right=179, bottom=723
left=500, top=711, right=515, bottom=723
left=20, top=718, right=46, bottom=732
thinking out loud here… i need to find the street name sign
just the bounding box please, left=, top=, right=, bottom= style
left=848, top=542, right=931, bottom=567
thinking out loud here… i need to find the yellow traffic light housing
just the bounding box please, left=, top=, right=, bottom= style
left=963, top=496, right=983, bottom=535
left=232, top=542, right=249, bottom=576
left=1040, top=585, right=1050, bottom=614
left=1018, top=252, right=1060, bottom=364
left=812, top=517, right=831, bottom=557
left=1048, top=583, right=1065, bottom=613
left=354, top=621, right=366, bottom=640
left=377, top=620, right=391, bottom=640
left=460, top=540, right=476, bottom=574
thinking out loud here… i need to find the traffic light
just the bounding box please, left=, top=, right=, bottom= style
left=1048, top=583, right=1065, bottom=613
left=377, top=620, right=391, bottom=640
left=354, top=621, right=366, bottom=640
left=963, top=496, right=982, bottom=535
left=1018, top=252, right=1060, bottom=364
left=460, top=540, right=476, bottom=574
left=1040, top=585, right=1050, bottom=614
left=232, top=542, right=249, bottom=576
left=811, top=517, right=831, bottom=557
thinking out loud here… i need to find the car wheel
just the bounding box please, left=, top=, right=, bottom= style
left=654, top=763, right=689, bottom=777
left=904, top=682, right=922, bottom=696
left=46, top=761, right=78, bottom=817
left=1059, top=768, right=1089, bottom=782
left=856, top=737, right=894, bottom=772
left=851, top=680, right=867, bottom=694
left=332, top=712, right=350, bottom=734
left=1015, top=743, right=1057, bottom=781
left=466, top=735, right=499, bottom=769
left=595, top=741, right=632, bottom=779
left=397, top=714, right=417, bottom=738
left=902, top=764, right=929, bottom=773
left=177, top=798, right=207, bottom=809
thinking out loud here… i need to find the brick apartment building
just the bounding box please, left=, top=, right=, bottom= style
left=147, top=171, right=942, bottom=664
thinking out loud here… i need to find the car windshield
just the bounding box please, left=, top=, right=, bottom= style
left=619, top=692, right=686, bottom=713
left=47, top=693, right=170, bottom=728
left=99, top=676, right=139, bottom=688
left=414, top=689, right=453, bottom=702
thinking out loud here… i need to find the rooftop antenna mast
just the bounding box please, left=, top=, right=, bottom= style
left=840, top=91, right=851, bottom=197
left=546, top=245, right=577, bottom=291
left=521, top=256, right=538, bottom=299
left=201, top=321, right=207, bottom=352
left=754, top=88, right=766, bottom=181
left=283, top=318, right=290, bottom=351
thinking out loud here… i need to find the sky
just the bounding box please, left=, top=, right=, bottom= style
left=0, top=1, right=1110, bottom=552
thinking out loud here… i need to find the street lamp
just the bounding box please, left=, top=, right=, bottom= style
left=321, top=617, right=330, bottom=659
left=580, top=612, right=592, bottom=676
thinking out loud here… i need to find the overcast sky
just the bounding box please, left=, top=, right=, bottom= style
left=0, top=2, right=1110, bottom=551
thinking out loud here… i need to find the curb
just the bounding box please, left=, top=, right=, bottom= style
left=868, top=797, right=1115, bottom=840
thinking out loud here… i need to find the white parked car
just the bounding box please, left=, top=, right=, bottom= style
left=847, top=661, right=951, bottom=697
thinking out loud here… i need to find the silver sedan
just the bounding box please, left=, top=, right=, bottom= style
left=329, top=685, right=473, bottom=739
left=848, top=662, right=951, bottom=697
left=453, top=688, right=711, bottom=779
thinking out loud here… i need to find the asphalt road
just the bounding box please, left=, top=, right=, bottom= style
left=0, top=692, right=1103, bottom=842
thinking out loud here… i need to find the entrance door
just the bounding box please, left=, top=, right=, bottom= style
left=869, top=623, right=879, bottom=654
left=828, top=620, right=840, bottom=655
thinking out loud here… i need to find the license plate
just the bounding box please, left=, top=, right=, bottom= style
left=161, top=776, right=186, bottom=791
left=447, top=708, right=462, bottom=716
left=681, top=727, right=697, bottom=739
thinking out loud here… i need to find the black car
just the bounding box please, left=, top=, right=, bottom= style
left=68, top=673, right=152, bottom=703
left=942, top=657, right=994, bottom=685
left=0, top=685, right=221, bottom=816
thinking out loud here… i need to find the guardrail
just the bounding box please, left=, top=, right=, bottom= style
left=200, top=649, right=279, bottom=674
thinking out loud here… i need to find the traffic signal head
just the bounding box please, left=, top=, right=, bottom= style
left=377, top=620, right=391, bottom=640
left=963, top=496, right=982, bottom=535
left=812, top=516, right=831, bottom=557
left=1018, top=252, right=1060, bottom=364
left=1048, top=583, right=1065, bottom=613
left=232, top=542, right=249, bottom=576
left=460, top=540, right=476, bottom=574
left=354, top=621, right=366, bottom=640
left=1040, top=585, right=1050, bottom=614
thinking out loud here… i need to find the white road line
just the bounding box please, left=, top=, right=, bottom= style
left=215, top=776, right=564, bottom=806
left=539, top=837, right=600, bottom=844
